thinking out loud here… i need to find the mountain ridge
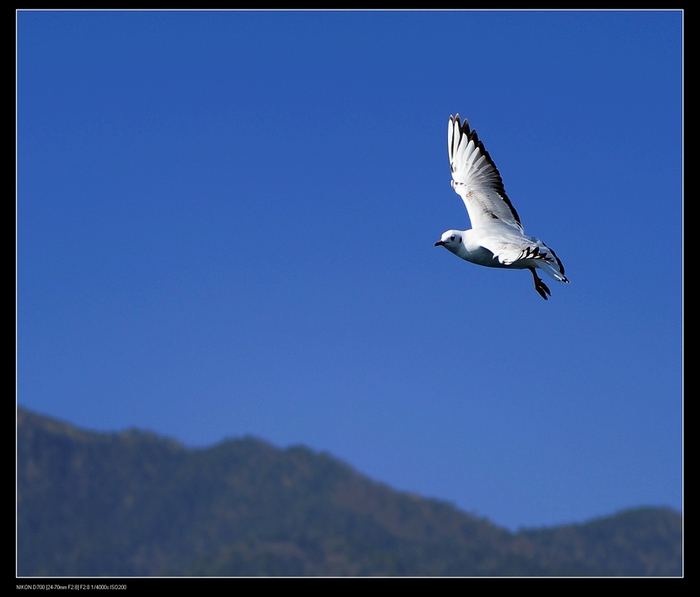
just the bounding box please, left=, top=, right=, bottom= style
left=17, top=407, right=682, bottom=576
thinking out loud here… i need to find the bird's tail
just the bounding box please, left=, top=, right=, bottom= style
left=537, top=256, right=569, bottom=283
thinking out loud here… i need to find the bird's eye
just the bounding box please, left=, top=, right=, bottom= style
left=450, top=235, right=456, bottom=241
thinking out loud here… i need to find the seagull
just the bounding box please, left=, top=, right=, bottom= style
left=435, top=114, right=569, bottom=300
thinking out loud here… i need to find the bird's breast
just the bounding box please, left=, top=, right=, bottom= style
left=459, top=245, right=508, bottom=268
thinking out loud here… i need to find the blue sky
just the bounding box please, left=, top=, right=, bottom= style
left=17, top=10, right=682, bottom=531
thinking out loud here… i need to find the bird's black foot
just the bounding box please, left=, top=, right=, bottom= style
left=529, top=267, right=551, bottom=300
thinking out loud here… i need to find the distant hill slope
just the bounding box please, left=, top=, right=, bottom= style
left=17, top=408, right=681, bottom=576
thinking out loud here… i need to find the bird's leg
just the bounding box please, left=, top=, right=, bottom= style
left=529, top=267, right=551, bottom=300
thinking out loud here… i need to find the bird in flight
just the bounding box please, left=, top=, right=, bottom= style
left=435, top=114, right=569, bottom=300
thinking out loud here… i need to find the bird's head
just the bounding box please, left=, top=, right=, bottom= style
left=434, top=230, right=463, bottom=255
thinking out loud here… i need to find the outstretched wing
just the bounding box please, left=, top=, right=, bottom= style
left=448, top=114, right=523, bottom=233
left=479, top=233, right=569, bottom=283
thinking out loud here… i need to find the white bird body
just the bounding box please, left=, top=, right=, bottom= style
left=435, top=114, right=569, bottom=299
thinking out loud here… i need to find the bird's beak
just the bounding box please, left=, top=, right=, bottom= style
left=434, top=240, right=445, bottom=247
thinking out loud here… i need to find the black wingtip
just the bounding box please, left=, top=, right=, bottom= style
left=451, top=113, right=472, bottom=137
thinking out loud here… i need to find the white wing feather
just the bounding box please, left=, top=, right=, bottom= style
left=476, top=231, right=568, bottom=282
left=448, top=114, right=523, bottom=233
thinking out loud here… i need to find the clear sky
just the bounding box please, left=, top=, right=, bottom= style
left=17, top=10, right=682, bottom=531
